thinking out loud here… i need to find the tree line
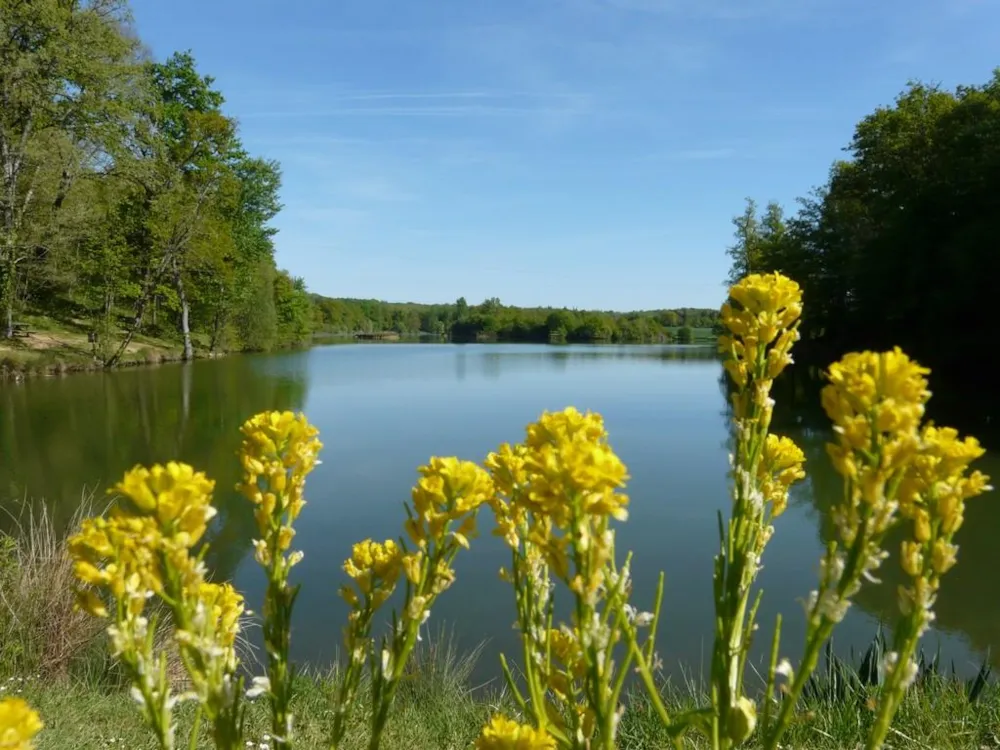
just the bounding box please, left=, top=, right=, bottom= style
left=1, top=0, right=313, bottom=366
left=725, top=68, right=1000, bottom=428
left=311, top=295, right=720, bottom=343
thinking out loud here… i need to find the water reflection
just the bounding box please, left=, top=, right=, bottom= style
left=1, top=344, right=996, bottom=682
left=723, top=364, right=1000, bottom=675
left=0, top=353, right=310, bottom=582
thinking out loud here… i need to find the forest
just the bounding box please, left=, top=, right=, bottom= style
left=310, top=295, right=720, bottom=343
left=1, top=0, right=312, bottom=366
left=725, top=69, right=1000, bottom=432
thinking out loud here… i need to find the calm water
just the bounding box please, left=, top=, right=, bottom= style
left=2, top=343, right=998, bottom=683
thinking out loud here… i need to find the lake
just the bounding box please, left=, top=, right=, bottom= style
left=2, top=343, right=998, bottom=685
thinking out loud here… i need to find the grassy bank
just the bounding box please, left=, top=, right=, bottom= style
left=9, top=661, right=1000, bottom=749
left=3, top=505, right=999, bottom=749
left=0, top=313, right=206, bottom=379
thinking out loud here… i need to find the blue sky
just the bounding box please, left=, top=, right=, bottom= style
left=129, top=0, right=999, bottom=311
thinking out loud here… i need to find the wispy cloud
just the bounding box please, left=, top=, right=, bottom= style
left=239, top=91, right=593, bottom=120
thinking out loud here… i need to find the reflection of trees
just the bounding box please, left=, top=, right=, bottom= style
left=0, top=355, right=309, bottom=582
left=795, top=428, right=1000, bottom=671
left=719, top=362, right=1000, bottom=669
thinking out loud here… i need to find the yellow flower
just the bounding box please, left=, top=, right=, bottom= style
left=519, top=408, right=630, bottom=527
left=0, top=697, right=43, bottom=750
left=822, top=348, right=930, bottom=454
left=238, top=410, right=323, bottom=533
left=407, top=457, right=494, bottom=548
left=720, top=272, right=802, bottom=367
left=197, top=581, right=244, bottom=651
left=719, top=273, right=802, bottom=415
left=758, top=434, right=806, bottom=516
left=485, top=442, right=528, bottom=498
left=821, top=348, right=931, bottom=518
left=342, top=539, right=403, bottom=599
left=69, top=515, right=166, bottom=603
left=112, top=462, right=216, bottom=548
left=727, top=273, right=802, bottom=329
left=474, top=715, right=556, bottom=750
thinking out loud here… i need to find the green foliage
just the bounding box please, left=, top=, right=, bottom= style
left=725, top=68, right=1000, bottom=424
left=0, top=8, right=312, bottom=362
left=311, top=295, right=720, bottom=343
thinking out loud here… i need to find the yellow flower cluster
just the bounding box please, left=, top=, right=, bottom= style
left=70, top=514, right=165, bottom=617
left=180, top=581, right=245, bottom=662
left=340, top=538, right=403, bottom=607
left=70, top=463, right=222, bottom=615
left=543, top=627, right=588, bottom=708
left=487, top=408, right=630, bottom=601
left=0, top=698, right=42, bottom=750
left=238, top=411, right=323, bottom=568
left=114, top=462, right=217, bottom=546
left=70, top=462, right=246, bottom=744
left=484, top=443, right=529, bottom=548
left=719, top=272, right=802, bottom=417
left=757, top=434, right=806, bottom=518
left=474, top=715, right=556, bottom=750
left=521, top=408, right=630, bottom=526
left=406, top=456, right=494, bottom=551
left=896, top=425, right=991, bottom=632
left=822, top=348, right=930, bottom=481
left=485, top=408, right=640, bottom=747
left=821, top=348, right=931, bottom=544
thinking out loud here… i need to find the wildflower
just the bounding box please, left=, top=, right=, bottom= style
left=486, top=408, right=648, bottom=749
left=520, top=408, right=629, bottom=527
left=112, top=463, right=217, bottom=548
left=0, top=698, right=42, bottom=750
left=332, top=457, right=490, bottom=750
left=819, top=348, right=931, bottom=582
left=238, top=410, right=323, bottom=750
left=714, top=272, right=804, bottom=749
left=238, top=410, right=322, bottom=553
left=474, top=715, right=556, bottom=750
left=719, top=272, right=802, bottom=420
left=406, top=456, right=494, bottom=549
left=822, top=348, right=929, bottom=490
left=758, top=434, right=806, bottom=517
left=341, top=539, right=403, bottom=606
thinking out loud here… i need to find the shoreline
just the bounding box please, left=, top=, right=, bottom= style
left=2, top=333, right=717, bottom=382
left=8, top=649, right=999, bottom=749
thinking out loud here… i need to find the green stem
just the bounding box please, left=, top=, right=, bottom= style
left=763, top=617, right=833, bottom=750
left=188, top=707, right=202, bottom=750
left=865, top=616, right=922, bottom=750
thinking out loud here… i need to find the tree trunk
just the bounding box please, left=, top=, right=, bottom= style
left=1, top=250, right=15, bottom=339
left=173, top=258, right=193, bottom=361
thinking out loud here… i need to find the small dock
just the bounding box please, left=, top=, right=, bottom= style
left=354, top=331, right=400, bottom=341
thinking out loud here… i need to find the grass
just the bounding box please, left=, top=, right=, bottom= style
left=2, top=506, right=999, bottom=749
left=0, top=311, right=206, bottom=379
left=10, top=661, right=1000, bottom=749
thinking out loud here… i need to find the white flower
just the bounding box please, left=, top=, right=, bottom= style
left=634, top=611, right=655, bottom=628
left=774, top=659, right=794, bottom=684
left=246, top=675, right=271, bottom=699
